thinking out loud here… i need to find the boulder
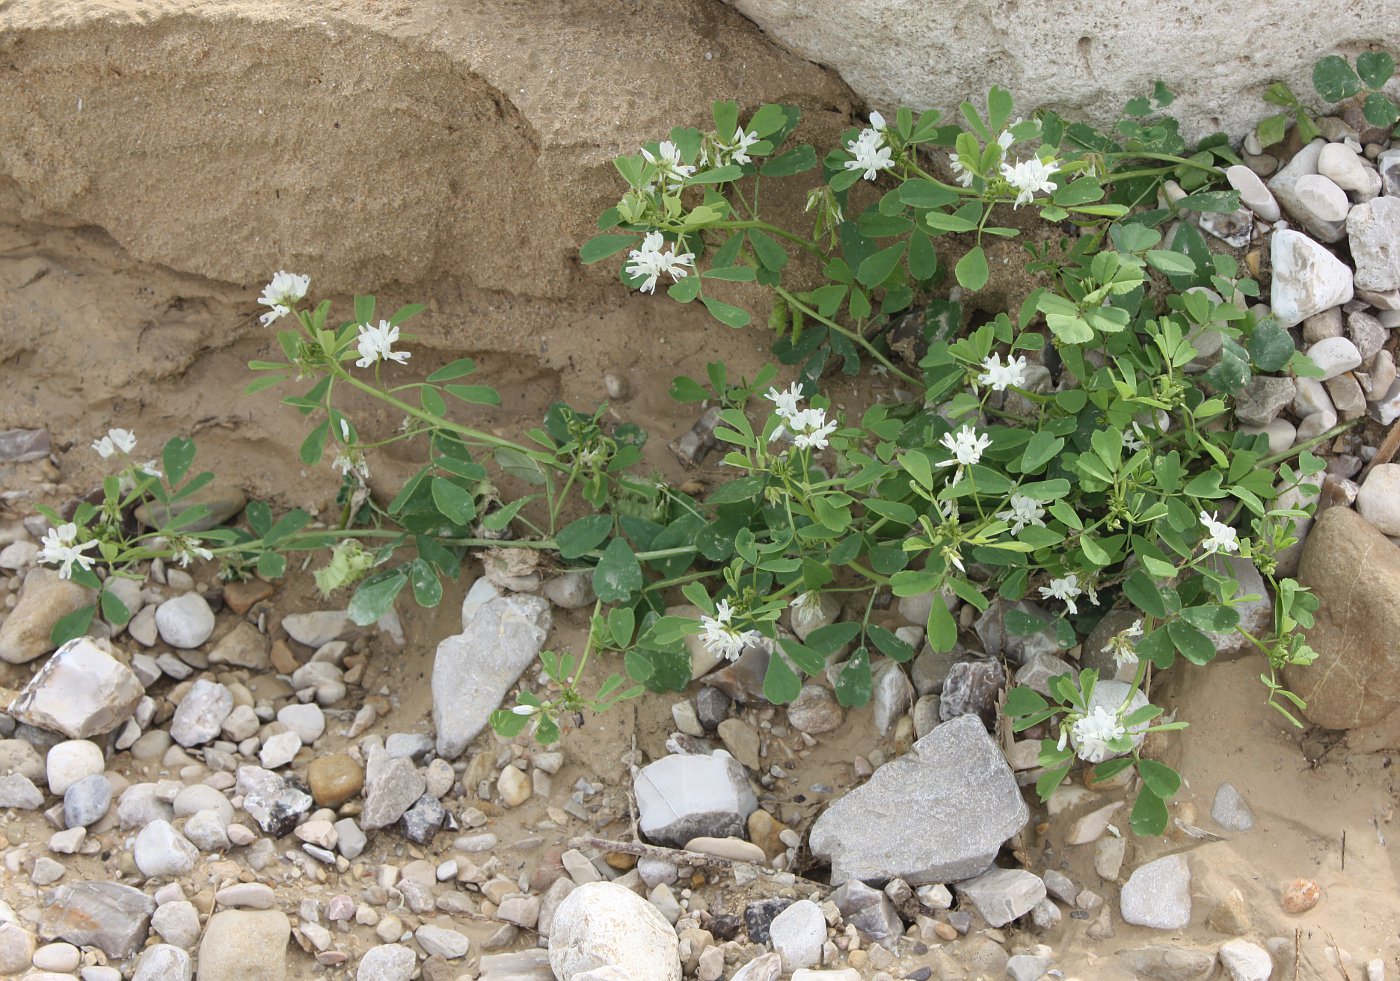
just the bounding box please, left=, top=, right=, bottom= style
left=547, top=881, right=682, bottom=981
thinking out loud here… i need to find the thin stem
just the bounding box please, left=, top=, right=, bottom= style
left=773, top=287, right=921, bottom=387
left=1256, top=418, right=1361, bottom=468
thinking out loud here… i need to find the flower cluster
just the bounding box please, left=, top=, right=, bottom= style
left=996, top=493, right=1046, bottom=535
left=976, top=353, right=1029, bottom=392
left=1101, top=618, right=1145, bottom=669
left=258, top=271, right=310, bottom=327
left=625, top=232, right=695, bottom=295
left=700, top=599, right=762, bottom=662
left=1199, top=511, right=1239, bottom=555
left=936, top=425, right=991, bottom=469
left=765, top=382, right=838, bottom=451
left=1066, top=705, right=1127, bottom=764
left=38, top=523, right=97, bottom=579
left=706, top=127, right=760, bottom=167
left=641, top=141, right=695, bottom=192
left=1001, top=156, right=1060, bottom=208
left=1038, top=573, right=1083, bottom=615
left=92, top=428, right=137, bottom=459
left=842, top=112, right=894, bottom=182
left=355, top=321, right=411, bottom=369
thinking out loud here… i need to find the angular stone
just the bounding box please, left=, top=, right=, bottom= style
left=1120, top=855, right=1191, bottom=930
left=0, top=569, right=92, bottom=664
left=400, top=794, right=447, bottom=844
left=1211, top=783, right=1255, bottom=833
left=432, top=594, right=551, bottom=759
left=955, top=868, right=1046, bottom=927
left=1122, top=945, right=1215, bottom=981
left=768, top=899, right=824, bottom=973
left=1233, top=376, right=1296, bottom=426
left=786, top=684, right=843, bottom=734
left=1348, top=196, right=1400, bottom=294
left=239, top=767, right=313, bottom=837
left=133, top=944, right=193, bottom=981
left=548, top=882, right=682, bottom=981
left=871, top=659, right=913, bottom=736
left=809, top=714, right=1029, bottom=886
left=830, top=880, right=903, bottom=946
left=0, top=922, right=36, bottom=975
left=0, top=427, right=49, bottom=462
left=939, top=659, right=1006, bottom=726
left=415, top=924, right=470, bottom=959
left=634, top=751, right=757, bottom=847
left=1270, top=229, right=1353, bottom=328
left=197, top=910, right=290, bottom=981
left=7, top=637, right=144, bottom=737
left=1285, top=507, right=1400, bottom=727
left=135, top=820, right=198, bottom=878
left=40, top=881, right=156, bottom=958
left=208, top=622, right=270, bottom=670
left=169, top=680, right=233, bottom=747
left=1219, top=938, right=1272, bottom=981
left=135, top=482, right=246, bottom=533
left=361, top=757, right=426, bottom=830
left=1203, top=555, right=1272, bottom=657
left=0, top=772, right=43, bottom=808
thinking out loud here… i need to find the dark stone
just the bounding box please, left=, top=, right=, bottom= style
left=707, top=913, right=742, bottom=941
left=400, top=794, right=447, bottom=844
left=905, top=970, right=933, bottom=981
left=743, top=898, right=794, bottom=944
left=694, top=686, right=732, bottom=731
left=939, top=660, right=1006, bottom=726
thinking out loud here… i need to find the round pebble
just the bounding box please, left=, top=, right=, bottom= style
left=154, top=593, right=216, bottom=648
left=1357, top=464, right=1400, bottom=536
left=46, top=740, right=105, bottom=795
left=1282, top=877, right=1322, bottom=914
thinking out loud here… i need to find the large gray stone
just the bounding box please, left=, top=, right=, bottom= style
left=1122, top=945, right=1216, bottom=981
left=809, top=713, right=1029, bottom=886
left=954, top=868, right=1046, bottom=927
left=1120, top=854, right=1192, bottom=930
left=0, top=569, right=92, bottom=664
left=40, top=881, right=156, bottom=958
left=548, top=882, right=681, bottom=981
left=196, top=910, right=289, bottom=981
left=432, top=594, right=551, bottom=759
left=133, top=944, right=193, bottom=981
left=169, top=680, right=233, bottom=747
left=634, top=750, right=757, bottom=847
left=7, top=637, right=144, bottom=738
left=360, top=757, right=426, bottom=830
left=357, top=944, right=417, bottom=981
left=830, top=880, right=903, bottom=946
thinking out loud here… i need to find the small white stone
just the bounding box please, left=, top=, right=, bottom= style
left=154, top=593, right=216, bottom=649
left=1226, top=165, right=1280, bottom=221
left=46, top=740, right=105, bottom=795
left=134, top=820, right=198, bottom=878
left=1306, top=336, right=1362, bottom=380
left=258, top=731, right=302, bottom=769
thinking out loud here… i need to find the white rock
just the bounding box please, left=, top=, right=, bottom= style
left=634, top=751, right=757, bottom=847
left=150, top=901, right=201, bottom=949
left=1270, top=230, right=1353, bottom=328
left=134, top=820, right=198, bottom=878
left=282, top=610, right=348, bottom=648
left=1120, top=854, right=1191, bottom=929
left=1318, top=142, right=1370, bottom=195
left=1348, top=197, right=1400, bottom=294
left=1306, top=336, right=1362, bottom=380
left=46, top=740, right=104, bottom=795
left=1219, top=937, right=1273, bottom=981
left=769, top=899, right=825, bottom=973
left=548, top=881, right=682, bottom=981
left=258, top=731, right=302, bottom=769
left=6, top=637, right=144, bottom=738
left=132, top=943, right=192, bottom=981
left=1225, top=165, right=1280, bottom=221
left=169, top=680, right=233, bottom=747
left=154, top=594, right=215, bottom=649
left=276, top=703, right=325, bottom=744
left=356, top=942, right=416, bottom=981
left=416, top=924, right=471, bottom=959
left=1358, top=464, right=1400, bottom=536
left=184, top=810, right=231, bottom=852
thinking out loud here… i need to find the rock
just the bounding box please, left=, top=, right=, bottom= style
left=134, top=944, right=193, bottom=981
left=357, top=944, right=417, bottom=981
left=786, top=685, right=844, bottom=734
left=717, top=718, right=761, bottom=770
left=0, top=738, right=44, bottom=781
left=974, top=598, right=1059, bottom=662
left=694, top=686, right=732, bottom=731
left=809, top=714, right=1028, bottom=885
left=1211, top=783, right=1255, bottom=832
left=0, top=426, right=49, bottom=462
left=1270, top=229, right=1353, bottom=328
left=239, top=767, right=313, bottom=837
left=197, top=910, right=290, bottom=981
left=790, top=590, right=841, bottom=639
left=1348, top=197, right=1400, bottom=294
left=939, top=659, right=1006, bottom=725
left=135, top=482, right=246, bottom=533
left=686, top=835, right=766, bottom=863
left=1219, top=939, right=1272, bottom=981
left=0, top=922, right=36, bottom=975
left=1286, top=507, right=1400, bottom=727
left=0, top=569, right=92, bottom=664
left=497, top=764, right=531, bottom=807
left=282, top=611, right=348, bottom=648
left=956, top=868, right=1047, bottom=927
left=416, top=925, right=470, bottom=959
left=208, top=622, right=270, bottom=669
left=151, top=901, right=201, bottom=950
left=1348, top=311, right=1387, bottom=362
left=1226, top=164, right=1280, bottom=221
left=548, top=881, right=682, bottom=981
left=1123, top=945, right=1216, bottom=981
left=634, top=751, right=757, bottom=847
left=1281, top=877, right=1321, bottom=913
left=1120, top=854, right=1191, bottom=930
left=769, top=899, right=825, bottom=973
left=276, top=703, right=325, bottom=744
left=155, top=593, right=216, bottom=649
left=1007, top=954, right=1054, bottom=981
left=135, top=819, right=198, bottom=877
left=308, top=754, right=364, bottom=807
left=1204, top=555, right=1272, bottom=657
left=7, top=637, right=144, bottom=737
left=542, top=570, right=596, bottom=609
left=432, top=594, right=551, bottom=758
left=40, top=881, right=155, bottom=958
left=222, top=579, right=274, bottom=615
left=747, top=808, right=789, bottom=860
left=45, top=739, right=103, bottom=794
left=1307, top=337, right=1362, bottom=380
left=871, top=660, right=913, bottom=735
left=830, top=880, right=903, bottom=945
left=1289, top=174, right=1349, bottom=242
left=0, top=772, right=42, bottom=808
left=744, top=898, right=794, bottom=944
left=258, top=730, right=302, bottom=768
left=64, top=773, right=114, bottom=827
left=1234, top=376, right=1296, bottom=426
left=731, top=953, right=783, bottom=981
left=1013, top=652, right=1077, bottom=695
left=361, top=757, right=426, bottom=830
left=1318, top=142, right=1370, bottom=192
left=670, top=700, right=704, bottom=737
left=170, top=680, right=233, bottom=747
left=1358, top=464, right=1400, bottom=536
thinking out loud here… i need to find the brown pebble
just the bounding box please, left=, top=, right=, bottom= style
left=308, top=754, right=366, bottom=808
left=605, top=852, right=637, bottom=871
left=223, top=578, right=275, bottom=615
left=934, top=921, right=958, bottom=941
left=269, top=639, right=300, bottom=675
left=1282, top=877, right=1322, bottom=914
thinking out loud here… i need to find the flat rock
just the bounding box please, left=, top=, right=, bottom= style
left=1348, top=196, right=1400, bottom=294
left=1219, top=938, right=1272, bottom=981
left=155, top=593, right=216, bottom=649
left=634, top=751, right=757, bottom=847
left=1123, top=945, right=1216, bottom=981
left=0, top=569, right=92, bottom=664
left=133, top=944, right=193, bottom=981
left=432, top=594, right=551, bottom=759
left=1211, top=783, right=1255, bottom=833
left=786, top=684, right=843, bottom=734
left=830, top=880, right=903, bottom=945
left=135, top=482, right=245, bottom=533
left=955, top=868, right=1047, bottom=927
left=1120, top=854, right=1191, bottom=930
left=0, top=772, right=43, bottom=808
left=170, top=680, right=233, bottom=747
left=282, top=610, right=348, bottom=648
left=208, top=622, right=271, bottom=669
left=40, top=881, right=156, bottom=958
left=1270, top=229, right=1353, bottom=328
left=547, top=881, right=682, bottom=981
left=1234, top=376, right=1296, bottom=426
left=1285, top=507, right=1400, bottom=727
left=0, top=426, right=49, bottom=462
left=197, top=910, right=290, bottom=981
left=7, top=637, right=144, bottom=738
left=361, top=756, right=426, bottom=830
left=357, top=944, right=417, bottom=981
left=809, top=714, right=1028, bottom=886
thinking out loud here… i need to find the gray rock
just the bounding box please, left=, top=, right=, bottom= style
left=169, top=680, right=233, bottom=747
left=1122, top=945, right=1216, bottom=981
left=7, top=637, right=144, bottom=738
left=786, top=684, right=843, bottom=734
left=1307, top=336, right=1362, bottom=380
left=184, top=809, right=231, bottom=851
left=0, top=922, right=36, bottom=975
left=1234, top=376, right=1296, bottom=426
left=1267, top=139, right=1324, bottom=226
left=830, top=880, right=903, bottom=946
left=694, top=686, right=731, bottom=731
left=1211, top=783, right=1255, bottom=833
left=548, top=881, right=682, bottom=981
left=1120, top=854, right=1191, bottom=930
left=276, top=703, right=325, bottom=744
left=40, top=881, right=156, bottom=958
left=0, top=427, right=50, bottom=462
left=809, top=714, right=1029, bottom=886
left=634, top=751, right=757, bottom=847
left=133, top=944, right=192, bottom=981
left=400, top=794, right=447, bottom=844
left=357, top=943, right=417, bottom=981
left=1289, top=173, right=1348, bottom=242
left=1358, top=464, right=1400, bottom=536
left=282, top=610, right=349, bottom=648
left=1204, top=555, right=1272, bottom=657
left=135, top=820, right=198, bottom=878
left=196, top=910, right=290, bottom=981
left=415, top=924, right=470, bottom=959
left=63, top=774, right=113, bottom=827
left=871, top=659, right=912, bottom=735
left=173, top=784, right=234, bottom=826
left=1348, top=197, right=1400, bottom=294
left=361, top=757, right=426, bottom=830
left=939, top=659, right=1005, bottom=726
left=208, top=622, right=270, bottom=669
left=730, top=953, right=782, bottom=981
left=1270, top=229, right=1353, bottom=328
left=1013, top=652, right=1076, bottom=696
left=910, top=646, right=957, bottom=695
left=135, top=482, right=245, bottom=533
left=0, top=772, right=43, bottom=809
left=1348, top=311, right=1387, bottom=362
left=239, top=767, right=313, bottom=837
left=956, top=868, right=1047, bottom=927
left=1008, top=954, right=1055, bottom=981
left=542, top=570, right=596, bottom=609
left=0, top=737, right=45, bottom=781
left=432, top=594, right=552, bottom=759
left=975, top=598, right=1060, bottom=663
left=155, top=593, right=215, bottom=649
left=768, top=899, right=824, bottom=973
left=0, top=569, right=92, bottom=664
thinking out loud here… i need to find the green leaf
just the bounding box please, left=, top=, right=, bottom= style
left=763, top=651, right=802, bottom=704
left=713, top=99, right=739, bottom=138
left=1178, top=604, right=1239, bottom=632
left=556, top=515, right=613, bottom=559
left=593, top=538, right=643, bottom=604
left=100, top=589, right=131, bottom=626
left=760, top=145, right=818, bottom=177
left=925, top=211, right=979, bottom=233
left=1247, top=319, right=1295, bottom=372
left=245, top=500, right=273, bottom=536
left=299, top=421, right=329, bottom=466
left=668, top=276, right=701, bottom=303
left=1357, top=51, right=1395, bottom=89
left=907, top=230, right=937, bottom=281
left=702, top=296, right=751, bottom=329
left=427, top=358, right=478, bottom=382
left=1167, top=620, right=1218, bottom=665
left=354, top=294, right=375, bottom=324
left=421, top=386, right=447, bottom=417
left=703, top=266, right=757, bottom=283
left=1125, top=570, right=1168, bottom=618
left=430, top=477, right=477, bottom=525
left=1256, top=113, right=1288, bottom=148
left=867, top=624, right=915, bottom=662
left=257, top=551, right=286, bottom=579
left=833, top=647, right=872, bottom=707
left=348, top=570, right=408, bottom=626
left=1145, top=250, right=1195, bottom=275
left=747, top=103, right=788, bottom=137
left=749, top=229, right=790, bottom=272
left=898, top=179, right=958, bottom=210
left=50, top=604, right=96, bottom=648
left=955, top=247, right=989, bottom=291
left=1363, top=92, right=1400, bottom=128
left=1004, top=686, right=1050, bottom=718
left=163, top=436, right=197, bottom=485
left=445, top=384, right=501, bottom=406
left=1053, top=178, right=1104, bottom=206
left=927, top=595, right=958, bottom=652
left=409, top=558, right=443, bottom=608
left=1017, top=432, right=1064, bottom=474
left=856, top=243, right=906, bottom=287
left=987, top=86, right=1013, bottom=132
left=1314, top=54, right=1362, bottom=102
left=690, top=164, right=744, bottom=184
left=1137, top=759, right=1182, bottom=799
left=1129, top=787, right=1170, bottom=836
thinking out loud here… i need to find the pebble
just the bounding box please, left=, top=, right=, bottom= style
left=1233, top=376, right=1296, bottom=426
left=1357, top=464, right=1400, bottom=535
left=416, top=924, right=471, bottom=959
left=357, top=943, right=417, bottom=980
left=135, top=820, right=199, bottom=878
left=197, top=910, right=291, bottom=981
left=150, top=901, right=201, bottom=949
left=282, top=610, right=349, bottom=648
left=1348, top=197, right=1400, bottom=294
left=1226, top=164, right=1280, bottom=221
left=956, top=868, right=1047, bottom=927
left=769, top=899, right=826, bottom=973
left=63, top=773, right=113, bottom=828
left=0, top=772, right=44, bottom=809
left=1211, top=782, right=1256, bottom=832
left=786, top=685, right=844, bottom=734
left=871, top=660, right=913, bottom=736
left=277, top=702, right=326, bottom=744
left=498, top=765, right=532, bottom=807
left=1120, top=854, right=1191, bottom=929
left=634, top=751, right=757, bottom=847
left=155, top=593, right=216, bottom=648
left=685, top=836, right=767, bottom=864
left=1219, top=938, right=1273, bottom=981
left=258, top=730, right=302, bottom=769
left=548, top=881, right=682, bottom=981
left=208, top=621, right=270, bottom=669
left=1307, top=336, right=1362, bottom=379
left=1270, top=229, right=1354, bottom=328
left=717, top=718, right=762, bottom=769
left=169, top=680, right=233, bottom=747
left=41, top=881, right=156, bottom=958
left=132, top=944, right=193, bottom=981
left=0, top=922, right=35, bottom=975
left=33, top=942, right=81, bottom=972
left=361, top=757, right=426, bottom=829
left=308, top=754, right=365, bottom=807
left=1282, top=877, right=1322, bottom=913
left=0, top=570, right=91, bottom=665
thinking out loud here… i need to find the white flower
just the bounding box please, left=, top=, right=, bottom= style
left=948, top=151, right=975, bottom=187
left=1038, top=573, right=1082, bottom=615
left=868, top=110, right=887, bottom=132
left=641, top=140, right=696, bottom=190
left=333, top=450, right=370, bottom=483
left=1000, top=156, right=1060, bottom=207
left=171, top=540, right=214, bottom=568
left=843, top=128, right=894, bottom=181
left=1122, top=426, right=1146, bottom=453
left=38, top=523, right=98, bottom=579
left=355, top=320, right=411, bottom=369
left=700, top=599, right=762, bottom=662
left=788, top=591, right=826, bottom=627
left=509, top=704, right=538, bottom=717
left=92, top=427, right=137, bottom=459
left=1199, top=511, right=1239, bottom=555
left=723, top=127, right=760, bottom=166
left=765, top=382, right=804, bottom=420
left=257, top=270, right=310, bottom=327
left=624, top=231, right=696, bottom=295
left=1102, top=618, right=1145, bottom=669
left=997, top=494, right=1046, bottom=535
left=936, top=425, right=991, bottom=468
left=976, top=353, right=1029, bottom=392
left=1070, top=706, right=1127, bottom=764
left=789, top=407, right=838, bottom=451
left=996, top=127, right=1016, bottom=151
